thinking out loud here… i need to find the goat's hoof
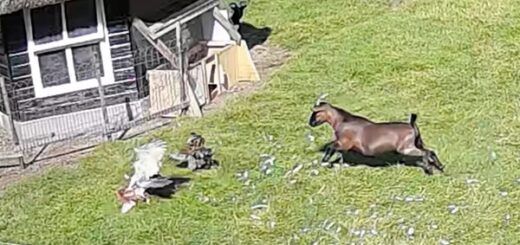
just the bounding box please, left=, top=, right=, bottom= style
left=423, top=168, right=434, bottom=175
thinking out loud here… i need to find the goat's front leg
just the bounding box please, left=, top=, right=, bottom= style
left=321, top=144, right=336, bottom=163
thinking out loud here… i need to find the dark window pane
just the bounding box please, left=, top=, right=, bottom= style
left=65, top=0, right=98, bottom=38
left=31, top=4, right=63, bottom=45
left=72, top=43, right=104, bottom=81
left=38, top=50, right=70, bottom=87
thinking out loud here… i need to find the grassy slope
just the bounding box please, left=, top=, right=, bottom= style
left=2, top=0, right=520, bottom=244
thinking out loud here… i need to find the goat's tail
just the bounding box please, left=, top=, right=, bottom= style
left=409, top=113, right=424, bottom=149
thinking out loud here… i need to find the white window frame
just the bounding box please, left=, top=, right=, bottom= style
left=23, top=0, right=114, bottom=98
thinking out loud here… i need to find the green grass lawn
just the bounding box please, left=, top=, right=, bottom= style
left=2, top=0, right=520, bottom=244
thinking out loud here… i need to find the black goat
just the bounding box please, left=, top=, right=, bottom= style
left=229, top=1, right=248, bottom=25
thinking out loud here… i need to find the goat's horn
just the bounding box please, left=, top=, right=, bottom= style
left=315, top=93, right=329, bottom=106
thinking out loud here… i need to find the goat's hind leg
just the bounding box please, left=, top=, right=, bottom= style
left=427, top=150, right=444, bottom=172
left=397, top=146, right=433, bottom=175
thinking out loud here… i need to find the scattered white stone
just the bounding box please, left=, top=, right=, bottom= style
left=289, top=179, right=297, bottom=184
left=500, top=191, right=508, bottom=197
left=305, top=133, right=315, bottom=142
left=448, top=205, right=459, bottom=214
left=505, top=214, right=511, bottom=222
left=370, top=229, right=378, bottom=236
left=465, top=178, right=479, bottom=184
left=285, top=163, right=304, bottom=178
left=406, top=227, right=415, bottom=237
left=236, top=170, right=249, bottom=181
left=489, top=151, right=497, bottom=162
left=268, top=220, right=276, bottom=229
left=198, top=195, right=210, bottom=203
left=405, top=196, right=415, bottom=202
left=265, top=168, right=274, bottom=175
left=325, top=221, right=335, bottom=231
left=251, top=204, right=268, bottom=210
left=430, top=224, right=438, bottom=230
left=264, top=134, right=274, bottom=142
left=346, top=208, right=360, bottom=216
left=301, top=227, right=311, bottom=233
left=310, top=169, right=320, bottom=176
left=292, top=163, right=304, bottom=174
left=415, top=196, right=425, bottom=202
left=321, top=162, right=331, bottom=167
left=250, top=214, right=261, bottom=220
left=439, top=238, right=451, bottom=245
left=515, top=178, right=520, bottom=184
left=359, top=229, right=366, bottom=238
left=336, top=226, right=342, bottom=234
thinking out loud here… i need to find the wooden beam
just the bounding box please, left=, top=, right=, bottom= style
left=151, top=0, right=220, bottom=39
left=213, top=7, right=242, bottom=43
left=132, top=18, right=179, bottom=68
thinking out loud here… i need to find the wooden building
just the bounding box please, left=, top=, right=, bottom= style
left=0, top=0, right=259, bottom=147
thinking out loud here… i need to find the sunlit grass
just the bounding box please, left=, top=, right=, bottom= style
left=1, top=0, right=520, bottom=244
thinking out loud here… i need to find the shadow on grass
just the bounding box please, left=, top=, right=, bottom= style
left=238, top=22, right=272, bottom=49
left=318, top=142, right=423, bottom=169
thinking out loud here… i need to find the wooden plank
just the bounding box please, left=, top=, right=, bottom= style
left=235, top=40, right=260, bottom=82
left=147, top=70, right=182, bottom=116
left=214, top=53, right=223, bottom=94
left=200, top=59, right=210, bottom=104
left=213, top=7, right=242, bottom=43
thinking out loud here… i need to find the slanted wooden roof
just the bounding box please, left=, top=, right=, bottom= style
left=0, top=0, right=224, bottom=16
left=0, top=0, right=68, bottom=15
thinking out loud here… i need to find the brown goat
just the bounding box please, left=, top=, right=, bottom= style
left=308, top=94, right=444, bottom=175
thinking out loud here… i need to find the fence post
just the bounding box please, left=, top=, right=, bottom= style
left=0, top=77, right=24, bottom=169
left=0, top=77, right=18, bottom=144
left=95, top=53, right=112, bottom=141
left=175, top=22, right=186, bottom=103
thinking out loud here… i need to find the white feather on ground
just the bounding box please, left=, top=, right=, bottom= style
left=127, top=139, right=167, bottom=189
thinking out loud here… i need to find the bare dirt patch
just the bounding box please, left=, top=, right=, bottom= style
left=0, top=42, right=291, bottom=192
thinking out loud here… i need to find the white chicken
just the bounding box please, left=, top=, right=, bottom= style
left=117, top=139, right=190, bottom=214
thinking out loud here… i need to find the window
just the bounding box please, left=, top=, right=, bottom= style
left=24, top=0, right=114, bottom=98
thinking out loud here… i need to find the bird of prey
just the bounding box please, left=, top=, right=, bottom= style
left=229, top=1, right=248, bottom=26
left=170, top=133, right=219, bottom=171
